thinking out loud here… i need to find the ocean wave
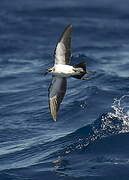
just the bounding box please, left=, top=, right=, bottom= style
left=46, top=95, right=129, bottom=158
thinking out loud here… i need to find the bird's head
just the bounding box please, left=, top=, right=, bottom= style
left=48, top=67, right=53, bottom=72
left=44, top=66, right=54, bottom=76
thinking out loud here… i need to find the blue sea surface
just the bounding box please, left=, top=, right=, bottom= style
left=0, top=1, right=129, bottom=179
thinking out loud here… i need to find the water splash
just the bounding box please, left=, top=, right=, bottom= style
left=91, top=94, right=129, bottom=144
left=58, top=94, right=129, bottom=156
left=108, top=95, right=129, bottom=132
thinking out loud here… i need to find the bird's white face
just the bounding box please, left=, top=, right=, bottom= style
left=48, top=67, right=54, bottom=73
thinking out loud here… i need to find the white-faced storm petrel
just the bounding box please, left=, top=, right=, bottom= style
left=44, top=24, right=91, bottom=121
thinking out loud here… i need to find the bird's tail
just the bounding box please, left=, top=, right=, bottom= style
left=72, top=62, right=86, bottom=79
left=73, top=62, right=86, bottom=72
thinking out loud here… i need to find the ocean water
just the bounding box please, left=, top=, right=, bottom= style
left=0, top=1, right=129, bottom=179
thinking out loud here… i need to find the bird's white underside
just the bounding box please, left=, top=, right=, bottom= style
left=52, top=64, right=76, bottom=77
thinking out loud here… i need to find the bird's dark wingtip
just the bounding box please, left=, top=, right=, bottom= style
left=67, top=24, right=73, bottom=29
left=69, top=24, right=72, bottom=27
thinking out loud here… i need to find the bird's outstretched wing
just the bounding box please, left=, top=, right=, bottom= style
left=54, top=24, right=72, bottom=65
left=48, top=76, right=67, bottom=121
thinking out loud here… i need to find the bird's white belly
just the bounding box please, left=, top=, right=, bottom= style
left=53, top=64, right=75, bottom=77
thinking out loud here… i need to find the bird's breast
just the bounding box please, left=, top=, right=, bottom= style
left=53, top=64, right=75, bottom=77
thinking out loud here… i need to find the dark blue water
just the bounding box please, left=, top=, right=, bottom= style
left=1, top=1, right=129, bottom=179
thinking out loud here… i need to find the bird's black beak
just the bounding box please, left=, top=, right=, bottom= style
left=42, top=68, right=52, bottom=76
left=43, top=71, right=48, bottom=76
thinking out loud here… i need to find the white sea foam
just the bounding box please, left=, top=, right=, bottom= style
left=108, top=95, right=129, bottom=132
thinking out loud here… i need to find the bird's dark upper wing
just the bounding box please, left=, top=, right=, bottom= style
left=54, top=24, right=72, bottom=65
left=48, top=76, right=67, bottom=121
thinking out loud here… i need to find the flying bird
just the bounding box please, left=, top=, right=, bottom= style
left=44, top=24, right=90, bottom=121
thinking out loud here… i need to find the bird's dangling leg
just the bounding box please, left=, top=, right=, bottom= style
left=81, top=77, right=91, bottom=80
left=86, top=71, right=96, bottom=75
left=81, top=71, right=96, bottom=80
